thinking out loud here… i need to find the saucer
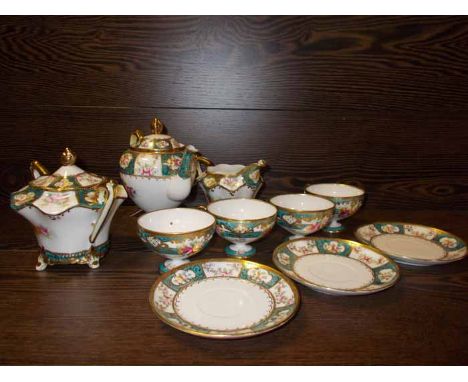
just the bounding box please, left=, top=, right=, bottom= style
left=354, top=222, right=467, bottom=266
left=149, top=258, right=300, bottom=339
left=273, top=237, right=399, bottom=295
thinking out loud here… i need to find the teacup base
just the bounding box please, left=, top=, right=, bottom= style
left=323, top=219, right=345, bottom=233
left=225, top=243, right=256, bottom=258
left=287, top=234, right=306, bottom=241
left=159, top=258, right=191, bottom=273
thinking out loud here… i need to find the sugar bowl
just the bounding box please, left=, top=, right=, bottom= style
left=10, top=148, right=127, bottom=270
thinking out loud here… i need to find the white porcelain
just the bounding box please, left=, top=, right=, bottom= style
left=273, top=237, right=399, bottom=295
left=119, top=117, right=212, bottom=212
left=138, top=208, right=215, bottom=273
left=207, top=199, right=276, bottom=258
left=150, top=258, right=300, bottom=338
left=269, top=193, right=335, bottom=239
left=199, top=160, right=267, bottom=202
left=10, top=148, right=127, bottom=270
left=305, top=183, right=365, bottom=233
left=355, top=222, right=467, bottom=266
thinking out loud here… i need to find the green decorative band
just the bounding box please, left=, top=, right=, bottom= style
left=119, top=150, right=195, bottom=179
left=42, top=241, right=110, bottom=263
left=225, top=245, right=256, bottom=258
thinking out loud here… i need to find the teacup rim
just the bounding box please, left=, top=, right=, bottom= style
left=269, top=193, right=335, bottom=213
left=137, top=207, right=216, bottom=236
left=207, top=198, right=277, bottom=222
left=305, top=183, right=365, bottom=199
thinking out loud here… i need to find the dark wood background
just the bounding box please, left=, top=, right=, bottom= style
left=1, top=15, right=467, bottom=209
left=1, top=16, right=468, bottom=366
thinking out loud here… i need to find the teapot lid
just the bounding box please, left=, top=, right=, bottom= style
left=11, top=148, right=110, bottom=215
left=129, top=118, right=185, bottom=153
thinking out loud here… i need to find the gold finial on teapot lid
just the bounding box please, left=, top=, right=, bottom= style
left=60, top=148, right=77, bottom=166
left=151, top=117, right=165, bottom=135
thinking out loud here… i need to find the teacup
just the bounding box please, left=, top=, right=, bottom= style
left=137, top=208, right=215, bottom=273
left=207, top=198, right=276, bottom=258
left=269, top=193, right=335, bottom=240
left=305, top=183, right=365, bottom=233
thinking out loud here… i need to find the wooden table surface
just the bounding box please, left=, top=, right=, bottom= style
left=1, top=205, right=467, bottom=365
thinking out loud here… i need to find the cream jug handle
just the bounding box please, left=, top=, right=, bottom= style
left=195, top=154, right=213, bottom=182
left=30, top=160, right=49, bottom=179
left=89, top=180, right=115, bottom=244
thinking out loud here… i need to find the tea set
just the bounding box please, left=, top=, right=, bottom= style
left=10, top=117, right=467, bottom=339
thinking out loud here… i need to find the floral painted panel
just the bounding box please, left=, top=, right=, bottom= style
left=75, top=172, right=103, bottom=187
left=356, top=223, right=467, bottom=262
left=274, top=237, right=399, bottom=294
left=33, top=191, right=79, bottom=215
left=134, top=153, right=162, bottom=176
left=151, top=260, right=299, bottom=338
left=215, top=218, right=275, bottom=240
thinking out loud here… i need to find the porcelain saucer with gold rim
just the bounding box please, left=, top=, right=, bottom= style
left=273, top=237, right=399, bottom=296
left=354, top=222, right=467, bottom=266
left=149, top=258, right=300, bottom=339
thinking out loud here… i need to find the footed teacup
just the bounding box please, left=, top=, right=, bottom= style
left=207, top=198, right=276, bottom=258
left=138, top=208, right=215, bottom=273
left=269, top=193, right=335, bottom=240
left=305, top=183, right=365, bottom=233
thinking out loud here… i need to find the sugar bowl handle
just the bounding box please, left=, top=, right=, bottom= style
left=89, top=181, right=115, bottom=244
left=29, top=160, right=49, bottom=179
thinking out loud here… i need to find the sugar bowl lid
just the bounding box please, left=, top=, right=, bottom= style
left=129, top=118, right=184, bottom=152
left=11, top=148, right=111, bottom=215
left=28, top=148, right=106, bottom=191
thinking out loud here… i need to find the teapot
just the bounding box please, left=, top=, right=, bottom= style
left=10, top=148, right=127, bottom=271
left=119, top=117, right=212, bottom=212
left=199, top=160, right=267, bottom=202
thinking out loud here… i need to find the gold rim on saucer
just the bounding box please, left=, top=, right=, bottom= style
left=273, top=237, right=400, bottom=295
left=354, top=222, right=467, bottom=266
left=149, top=258, right=300, bottom=339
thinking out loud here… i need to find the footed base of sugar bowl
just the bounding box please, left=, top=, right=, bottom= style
left=35, top=241, right=110, bottom=271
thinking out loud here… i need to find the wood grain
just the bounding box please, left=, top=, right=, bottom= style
left=1, top=16, right=468, bottom=112
left=0, top=16, right=467, bottom=210
left=1, top=16, right=468, bottom=365
left=0, top=106, right=467, bottom=209
left=1, top=206, right=467, bottom=365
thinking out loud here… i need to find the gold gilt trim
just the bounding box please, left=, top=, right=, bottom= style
left=128, top=146, right=186, bottom=154
left=172, top=277, right=277, bottom=333
left=305, top=183, right=365, bottom=201
left=149, top=258, right=300, bottom=339
left=207, top=198, right=277, bottom=223
left=354, top=222, right=467, bottom=264
left=137, top=208, right=216, bottom=236
left=28, top=172, right=108, bottom=192
left=30, top=160, right=49, bottom=178
left=273, top=237, right=400, bottom=295
left=269, top=194, right=335, bottom=214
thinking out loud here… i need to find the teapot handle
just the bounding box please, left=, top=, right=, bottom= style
left=89, top=181, right=115, bottom=244
left=30, top=160, right=49, bottom=179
